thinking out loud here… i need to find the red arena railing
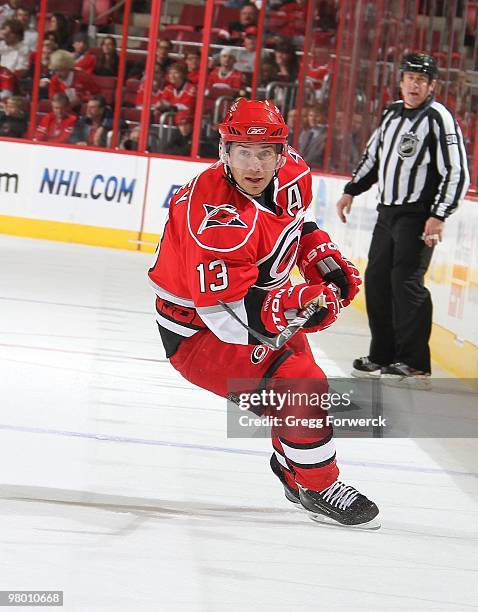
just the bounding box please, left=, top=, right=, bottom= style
left=0, top=0, right=476, bottom=190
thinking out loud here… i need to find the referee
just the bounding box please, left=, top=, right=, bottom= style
left=336, top=53, right=470, bottom=381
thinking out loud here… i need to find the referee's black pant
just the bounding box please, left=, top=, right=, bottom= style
left=364, top=205, right=434, bottom=373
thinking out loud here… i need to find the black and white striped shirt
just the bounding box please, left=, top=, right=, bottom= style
left=344, top=98, right=470, bottom=219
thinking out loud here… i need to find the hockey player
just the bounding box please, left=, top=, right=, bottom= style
left=149, top=99, right=379, bottom=528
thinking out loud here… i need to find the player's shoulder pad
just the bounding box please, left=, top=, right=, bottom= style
left=186, top=162, right=259, bottom=253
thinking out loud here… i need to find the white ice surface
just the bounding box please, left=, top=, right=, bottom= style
left=0, top=236, right=477, bottom=612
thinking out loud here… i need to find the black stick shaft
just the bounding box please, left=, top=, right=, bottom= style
left=219, top=299, right=324, bottom=350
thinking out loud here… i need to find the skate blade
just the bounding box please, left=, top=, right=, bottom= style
left=306, top=511, right=381, bottom=530
left=351, top=369, right=381, bottom=379
left=381, top=376, right=431, bottom=391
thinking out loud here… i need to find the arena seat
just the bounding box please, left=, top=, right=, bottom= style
left=178, top=4, right=205, bottom=27
left=124, top=78, right=141, bottom=107
left=47, top=0, right=83, bottom=16
left=122, top=107, right=142, bottom=122
left=94, top=75, right=117, bottom=105
left=82, top=0, right=112, bottom=24
left=213, top=5, right=239, bottom=29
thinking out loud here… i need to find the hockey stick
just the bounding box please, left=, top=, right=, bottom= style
left=219, top=295, right=327, bottom=351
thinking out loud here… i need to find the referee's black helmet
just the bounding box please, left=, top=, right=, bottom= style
left=400, top=53, right=438, bottom=81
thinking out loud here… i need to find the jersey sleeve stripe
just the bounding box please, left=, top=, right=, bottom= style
left=155, top=312, right=199, bottom=337
left=432, top=108, right=470, bottom=217
left=197, top=300, right=249, bottom=344
left=149, top=279, right=195, bottom=307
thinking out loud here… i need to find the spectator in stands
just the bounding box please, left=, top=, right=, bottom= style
left=273, top=39, right=299, bottom=82
left=72, top=32, right=96, bottom=74
left=306, top=45, right=330, bottom=95
left=224, top=0, right=250, bottom=8
left=329, top=110, right=363, bottom=171
left=44, top=31, right=61, bottom=48
left=0, top=18, right=27, bottom=101
left=234, top=32, right=256, bottom=74
left=34, top=92, right=77, bottom=143
left=259, top=59, right=278, bottom=87
left=156, top=38, right=174, bottom=75
left=349, top=111, right=363, bottom=167
left=316, top=0, right=338, bottom=31
left=184, top=49, right=200, bottom=85
left=70, top=94, right=113, bottom=147
left=136, top=63, right=164, bottom=109
left=268, top=0, right=305, bottom=43
left=0, top=18, right=29, bottom=73
left=207, top=48, right=243, bottom=95
left=120, top=123, right=140, bottom=151
left=164, top=110, right=193, bottom=156
left=199, top=122, right=220, bottom=158
left=94, top=36, right=119, bottom=77
left=441, top=70, right=469, bottom=115
left=15, top=6, right=37, bottom=53
left=227, top=4, right=258, bottom=45
left=49, top=50, right=100, bottom=113
left=297, top=105, right=326, bottom=167
left=0, top=94, right=27, bottom=137
left=0, top=0, right=20, bottom=29
left=286, top=107, right=304, bottom=146
left=154, top=62, right=196, bottom=118
left=29, top=39, right=56, bottom=100
left=47, top=13, right=71, bottom=50
left=0, top=65, right=16, bottom=101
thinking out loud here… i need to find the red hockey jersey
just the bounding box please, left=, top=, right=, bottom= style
left=34, top=111, right=77, bottom=143
left=74, top=52, right=97, bottom=74
left=49, top=69, right=100, bottom=103
left=207, top=67, right=244, bottom=92
left=159, top=81, right=196, bottom=113
left=148, top=148, right=313, bottom=346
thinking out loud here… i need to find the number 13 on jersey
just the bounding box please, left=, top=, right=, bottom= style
left=196, top=260, right=229, bottom=293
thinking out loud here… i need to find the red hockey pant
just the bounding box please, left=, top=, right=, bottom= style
left=170, top=329, right=339, bottom=491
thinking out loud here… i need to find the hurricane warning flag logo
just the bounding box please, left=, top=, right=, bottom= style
left=197, top=204, right=247, bottom=234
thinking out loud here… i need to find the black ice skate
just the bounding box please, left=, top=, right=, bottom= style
left=299, top=481, right=380, bottom=530
left=270, top=454, right=300, bottom=504
left=352, top=356, right=382, bottom=378
left=381, top=362, right=431, bottom=390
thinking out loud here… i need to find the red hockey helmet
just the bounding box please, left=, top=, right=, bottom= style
left=219, top=99, right=288, bottom=173
left=218, top=98, right=288, bottom=144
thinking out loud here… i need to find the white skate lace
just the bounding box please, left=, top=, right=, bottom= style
left=320, top=481, right=359, bottom=510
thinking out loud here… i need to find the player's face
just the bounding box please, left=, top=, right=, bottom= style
left=400, top=72, right=435, bottom=108
left=228, top=143, right=279, bottom=196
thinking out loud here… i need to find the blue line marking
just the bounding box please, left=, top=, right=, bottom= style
left=0, top=423, right=476, bottom=479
